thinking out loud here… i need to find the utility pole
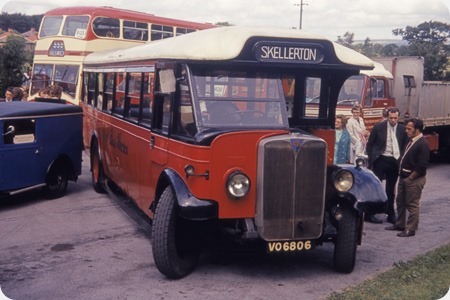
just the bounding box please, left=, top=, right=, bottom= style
left=294, top=0, right=308, bottom=30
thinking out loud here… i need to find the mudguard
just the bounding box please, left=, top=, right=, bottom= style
left=329, top=165, right=388, bottom=214
left=161, top=169, right=218, bottom=220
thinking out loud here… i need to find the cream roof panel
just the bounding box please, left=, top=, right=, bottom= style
left=84, top=26, right=374, bottom=69
left=361, top=61, right=393, bottom=78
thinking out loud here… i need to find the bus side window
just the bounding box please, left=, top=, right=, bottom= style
left=93, top=17, right=120, bottom=38
left=104, top=72, right=115, bottom=112
left=96, top=73, right=104, bottom=110
left=140, top=73, right=152, bottom=126
left=87, top=72, right=96, bottom=106
left=113, top=73, right=126, bottom=117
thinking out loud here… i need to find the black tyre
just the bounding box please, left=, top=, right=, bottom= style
left=44, top=161, right=69, bottom=199
left=151, top=186, right=200, bottom=279
left=333, top=206, right=359, bottom=273
left=91, top=141, right=105, bottom=193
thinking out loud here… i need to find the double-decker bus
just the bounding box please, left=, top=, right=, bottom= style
left=29, top=6, right=215, bottom=104
left=81, top=26, right=388, bottom=279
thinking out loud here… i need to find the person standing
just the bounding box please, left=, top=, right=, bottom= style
left=334, top=114, right=351, bottom=164
left=366, top=107, right=409, bottom=224
left=346, top=105, right=366, bottom=163
left=385, top=118, right=429, bottom=237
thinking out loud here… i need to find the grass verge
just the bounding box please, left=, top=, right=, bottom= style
left=328, top=243, right=450, bottom=300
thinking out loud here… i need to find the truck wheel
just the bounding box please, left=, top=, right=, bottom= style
left=91, top=141, right=105, bottom=193
left=44, top=161, right=69, bottom=199
left=333, top=206, right=358, bottom=273
left=151, top=186, right=200, bottom=279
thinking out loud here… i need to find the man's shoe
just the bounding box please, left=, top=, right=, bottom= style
left=397, top=230, right=415, bottom=237
left=385, top=225, right=404, bottom=231
left=364, top=214, right=383, bottom=224
left=386, top=214, right=396, bottom=224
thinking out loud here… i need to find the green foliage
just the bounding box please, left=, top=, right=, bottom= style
left=337, top=21, right=449, bottom=81
left=336, top=32, right=355, bottom=47
left=393, top=21, right=449, bottom=81
left=0, top=35, right=28, bottom=94
left=0, top=12, right=43, bottom=32
left=328, top=243, right=450, bottom=300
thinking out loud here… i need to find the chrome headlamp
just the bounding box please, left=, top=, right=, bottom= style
left=226, top=172, right=250, bottom=199
left=333, top=169, right=354, bottom=192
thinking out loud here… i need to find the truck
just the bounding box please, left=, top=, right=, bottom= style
left=373, top=56, right=450, bottom=156
left=336, top=61, right=395, bottom=130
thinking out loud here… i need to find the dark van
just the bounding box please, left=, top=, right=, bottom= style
left=0, top=101, right=83, bottom=199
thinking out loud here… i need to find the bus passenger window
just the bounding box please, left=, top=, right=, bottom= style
left=126, top=73, right=142, bottom=121
left=93, top=17, right=120, bottom=38
left=113, top=73, right=126, bottom=116
left=96, top=73, right=104, bottom=110
left=104, top=73, right=115, bottom=112
left=123, top=20, right=148, bottom=41
left=87, top=73, right=96, bottom=106
left=140, top=73, right=152, bottom=126
left=151, top=24, right=174, bottom=41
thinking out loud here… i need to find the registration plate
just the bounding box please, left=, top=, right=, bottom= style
left=267, top=240, right=312, bottom=253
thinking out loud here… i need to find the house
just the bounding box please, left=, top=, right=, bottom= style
left=0, top=28, right=37, bottom=53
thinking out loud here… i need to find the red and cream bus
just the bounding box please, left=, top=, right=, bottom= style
left=29, top=6, right=215, bottom=104
left=81, top=26, right=388, bottom=279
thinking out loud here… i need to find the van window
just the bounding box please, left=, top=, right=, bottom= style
left=3, top=119, right=36, bottom=145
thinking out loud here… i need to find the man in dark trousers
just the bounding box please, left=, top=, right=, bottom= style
left=385, top=118, right=429, bottom=237
left=366, top=107, right=409, bottom=224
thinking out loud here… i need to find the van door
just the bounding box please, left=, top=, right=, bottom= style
left=0, top=119, right=42, bottom=191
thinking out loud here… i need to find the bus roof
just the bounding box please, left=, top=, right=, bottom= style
left=361, top=61, right=393, bottom=79
left=43, top=6, right=215, bottom=30
left=83, top=26, right=374, bottom=69
left=0, top=102, right=82, bottom=119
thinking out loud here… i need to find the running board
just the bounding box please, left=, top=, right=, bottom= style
left=9, top=183, right=46, bottom=196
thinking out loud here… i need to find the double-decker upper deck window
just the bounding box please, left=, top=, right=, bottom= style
left=176, top=27, right=195, bottom=36
left=151, top=24, right=174, bottom=41
left=62, top=16, right=89, bottom=38
left=93, top=17, right=120, bottom=38
left=123, top=20, right=148, bottom=41
left=39, top=16, right=63, bottom=37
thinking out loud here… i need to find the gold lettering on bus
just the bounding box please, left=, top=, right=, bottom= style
left=109, top=130, right=128, bottom=154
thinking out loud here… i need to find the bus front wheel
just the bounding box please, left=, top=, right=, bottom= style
left=151, top=186, right=201, bottom=279
left=333, top=206, right=358, bottom=273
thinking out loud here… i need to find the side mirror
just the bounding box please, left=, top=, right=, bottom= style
left=3, top=125, right=15, bottom=136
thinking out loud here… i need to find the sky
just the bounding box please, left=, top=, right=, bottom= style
left=1, top=0, right=449, bottom=41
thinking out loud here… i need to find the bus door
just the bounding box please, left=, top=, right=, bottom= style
left=150, top=63, right=176, bottom=167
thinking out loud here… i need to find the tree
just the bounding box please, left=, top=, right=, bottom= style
left=0, top=12, right=43, bottom=32
left=336, top=32, right=354, bottom=48
left=0, top=35, right=28, bottom=94
left=393, top=21, right=449, bottom=80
